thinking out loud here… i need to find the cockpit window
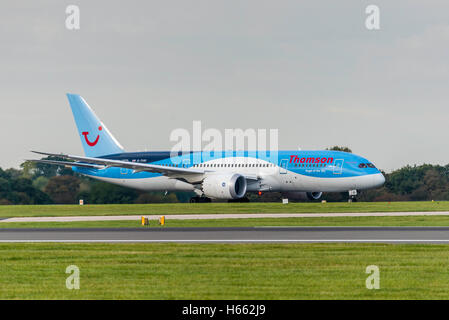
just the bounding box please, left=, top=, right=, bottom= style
left=358, top=163, right=367, bottom=168
left=367, top=163, right=376, bottom=168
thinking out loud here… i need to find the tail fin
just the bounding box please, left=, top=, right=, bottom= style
left=66, top=93, right=125, bottom=157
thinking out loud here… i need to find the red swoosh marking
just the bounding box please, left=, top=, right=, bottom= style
left=82, top=132, right=100, bottom=147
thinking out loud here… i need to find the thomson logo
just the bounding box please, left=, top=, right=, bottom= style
left=289, top=155, right=334, bottom=164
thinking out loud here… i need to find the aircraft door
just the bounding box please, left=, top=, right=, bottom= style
left=333, top=159, right=344, bottom=174
left=182, top=158, right=190, bottom=168
left=279, top=159, right=288, bottom=174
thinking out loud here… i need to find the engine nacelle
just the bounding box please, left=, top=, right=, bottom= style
left=202, top=173, right=247, bottom=200
left=282, top=191, right=323, bottom=201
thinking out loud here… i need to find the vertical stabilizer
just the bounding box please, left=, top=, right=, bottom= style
left=66, top=93, right=124, bottom=157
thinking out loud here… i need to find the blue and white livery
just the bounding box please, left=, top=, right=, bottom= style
left=30, top=94, right=385, bottom=202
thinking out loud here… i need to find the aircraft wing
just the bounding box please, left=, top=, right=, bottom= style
left=26, top=159, right=105, bottom=170
left=30, top=151, right=205, bottom=176
left=30, top=151, right=262, bottom=182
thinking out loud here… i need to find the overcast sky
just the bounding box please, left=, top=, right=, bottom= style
left=1, top=1, right=449, bottom=172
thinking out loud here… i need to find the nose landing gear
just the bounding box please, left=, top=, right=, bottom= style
left=348, top=189, right=358, bottom=202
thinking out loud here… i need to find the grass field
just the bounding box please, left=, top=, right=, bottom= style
left=1, top=242, right=449, bottom=299
left=2, top=202, right=449, bottom=300
left=3, top=215, right=449, bottom=228
left=0, top=201, right=448, bottom=218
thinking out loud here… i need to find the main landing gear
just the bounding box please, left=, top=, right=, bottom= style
left=189, top=197, right=250, bottom=203
left=189, top=197, right=212, bottom=203
left=228, top=197, right=250, bottom=203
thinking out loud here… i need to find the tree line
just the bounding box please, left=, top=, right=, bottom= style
left=0, top=156, right=192, bottom=205
left=0, top=150, right=449, bottom=204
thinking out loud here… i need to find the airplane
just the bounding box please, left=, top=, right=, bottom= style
left=29, top=94, right=385, bottom=203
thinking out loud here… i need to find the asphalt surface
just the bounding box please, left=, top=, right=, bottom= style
left=2, top=227, right=449, bottom=243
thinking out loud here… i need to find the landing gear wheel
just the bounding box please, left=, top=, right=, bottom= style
left=228, top=197, right=250, bottom=203
left=190, top=197, right=211, bottom=203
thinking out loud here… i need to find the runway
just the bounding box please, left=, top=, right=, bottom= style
left=2, top=227, right=449, bottom=243
left=3, top=211, right=449, bottom=222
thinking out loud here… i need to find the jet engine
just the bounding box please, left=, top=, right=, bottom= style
left=281, top=191, right=323, bottom=201
left=202, top=173, right=247, bottom=200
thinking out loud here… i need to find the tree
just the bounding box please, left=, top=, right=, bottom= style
left=44, top=176, right=81, bottom=204
left=0, top=175, right=52, bottom=205
left=32, top=176, right=49, bottom=191
left=0, top=177, right=11, bottom=194
left=21, top=157, right=74, bottom=179
left=326, top=146, right=352, bottom=153
left=79, top=182, right=138, bottom=204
